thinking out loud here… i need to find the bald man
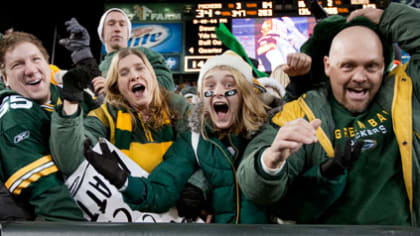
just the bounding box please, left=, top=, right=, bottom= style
left=238, top=3, right=420, bottom=226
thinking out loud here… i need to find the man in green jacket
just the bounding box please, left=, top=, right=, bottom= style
left=0, top=31, right=89, bottom=221
left=60, top=8, right=175, bottom=96
left=238, top=3, right=420, bottom=226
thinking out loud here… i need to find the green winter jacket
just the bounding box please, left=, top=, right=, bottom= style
left=50, top=91, right=189, bottom=177
left=238, top=3, right=420, bottom=226
left=122, top=122, right=270, bottom=224
left=237, top=121, right=347, bottom=223
left=99, top=46, right=175, bottom=91
left=0, top=85, right=85, bottom=221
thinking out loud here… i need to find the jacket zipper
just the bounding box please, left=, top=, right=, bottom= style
left=207, top=134, right=240, bottom=224
left=137, top=113, right=153, bottom=142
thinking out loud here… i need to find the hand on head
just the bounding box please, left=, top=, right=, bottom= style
left=264, top=118, right=321, bottom=169
left=347, top=7, right=384, bottom=24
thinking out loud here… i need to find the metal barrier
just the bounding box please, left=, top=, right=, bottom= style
left=1, top=222, right=419, bottom=236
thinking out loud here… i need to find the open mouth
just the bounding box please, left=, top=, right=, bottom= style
left=27, top=79, right=41, bottom=86
left=132, top=84, right=145, bottom=94
left=213, top=102, right=229, bottom=119
left=347, top=88, right=368, bottom=100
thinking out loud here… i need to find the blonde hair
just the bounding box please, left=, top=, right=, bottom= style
left=200, top=65, right=267, bottom=139
left=105, top=48, right=172, bottom=129
left=270, top=64, right=290, bottom=89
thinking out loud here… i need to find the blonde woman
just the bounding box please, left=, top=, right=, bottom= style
left=85, top=51, right=271, bottom=223
left=50, top=48, right=190, bottom=185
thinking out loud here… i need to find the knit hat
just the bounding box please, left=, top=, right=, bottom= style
left=197, top=50, right=253, bottom=95
left=300, top=15, right=394, bottom=88
left=97, top=8, right=132, bottom=43
left=181, top=86, right=197, bottom=97
left=258, top=76, right=286, bottom=97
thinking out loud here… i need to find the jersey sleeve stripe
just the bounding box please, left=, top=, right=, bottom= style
left=5, top=155, right=59, bottom=195
left=12, top=165, right=59, bottom=195
left=41, top=103, right=54, bottom=112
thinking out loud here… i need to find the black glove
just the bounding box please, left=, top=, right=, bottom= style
left=321, top=139, right=363, bottom=178
left=62, top=66, right=92, bottom=102
left=176, top=183, right=208, bottom=221
left=59, top=18, right=93, bottom=63
left=304, top=0, right=328, bottom=20
left=84, top=138, right=129, bottom=189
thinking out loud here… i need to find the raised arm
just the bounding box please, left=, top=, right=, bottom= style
left=50, top=67, right=106, bottom=176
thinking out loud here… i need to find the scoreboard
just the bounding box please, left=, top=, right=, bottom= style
left=184, top=2, right=274, bottom=72
left=297, top=0, right=382, bottom=16
left=106, top=1, right=389, bottom=74
left=184, top=0, right=385, bottom=72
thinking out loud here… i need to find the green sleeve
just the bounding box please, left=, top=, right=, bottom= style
left=380, top=3, right=420, bottom=93
left=134, top=47, right=175, bottom=92
left=273, top=165, right=346, bottom=223
left=122, top=132, right=196, bottom=213
left=380, top=3, right=420, bottom=58
left=0, top=105, right=83, bottom=221
left=167, top=93, right=210, bottom=201
left=237, top=123, right=289, bottom=205
left=167, top=92, right=191, bottom=134
left=50, top=105, right=108, bottom=177
left=238, top=122, right=347, bottom=220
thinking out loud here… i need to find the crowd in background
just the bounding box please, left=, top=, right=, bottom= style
left=0, top=2, right=419, bottom=227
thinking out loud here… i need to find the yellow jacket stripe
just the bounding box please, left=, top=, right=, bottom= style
left=272, top=63, right=413, bottom=213
left=390, top=63, right=413, bottom=212
left=272, top=96, right=335, bottom=158
left=298, top=97, right=335, bottom=158
left=5, top=155, right=59, bottom=195
left=89, top=104, right=116, bottom=144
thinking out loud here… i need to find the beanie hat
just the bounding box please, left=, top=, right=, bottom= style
left=258, top=76, right=286, bottom=97
left=97, top=8, right=132, bottom=43
left=181, top=86, right=197, bottom=97
left=300, top=15, right=394, bottom=88
left=197, top=50, right=253, bottom=95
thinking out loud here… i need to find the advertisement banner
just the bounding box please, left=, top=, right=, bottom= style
left=104, top=3, right=184, bottom=22
left=129, top=23, right=183, bottom=54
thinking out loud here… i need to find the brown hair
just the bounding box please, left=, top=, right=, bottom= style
left=105, top=48, right=172, bottom=129
left=0, top=31, right=49, bottom=76
left=200, top=65, right=267, bottom=139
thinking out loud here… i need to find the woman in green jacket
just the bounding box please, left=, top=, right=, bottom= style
left=85, top=50, right=271, bottom=223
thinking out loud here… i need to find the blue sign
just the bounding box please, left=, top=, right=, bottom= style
left=163, top=55, right=181, bottom=72
left=100, top=23, right=183, bottom=55
left=128, top=23, right=182, bottom=53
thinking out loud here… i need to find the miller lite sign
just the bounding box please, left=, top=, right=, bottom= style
left=127, top=23, right=182, bottom=54
left=129, top=25, right=169, bottom=48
